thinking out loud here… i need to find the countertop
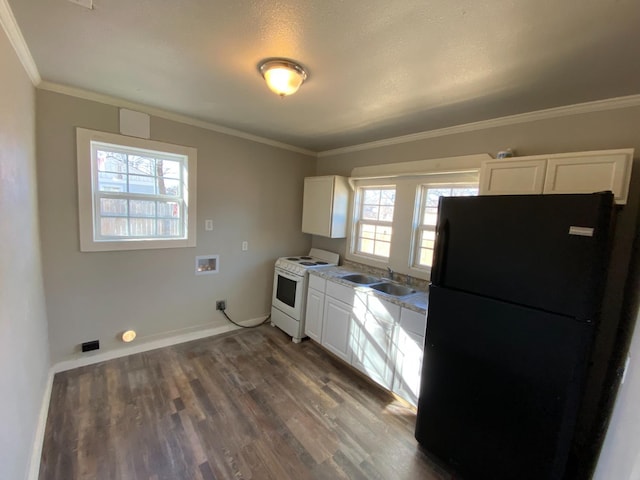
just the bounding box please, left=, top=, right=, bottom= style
left=309, top=266, right=429, bottom=314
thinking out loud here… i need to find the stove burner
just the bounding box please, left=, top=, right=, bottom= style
left=299, top=261, right=316, bottom=266
left=300, top=256, right=313, bottom=260
left=286, top=257, right=299, bottom=261
left=315, top=261, right=328, bottom=265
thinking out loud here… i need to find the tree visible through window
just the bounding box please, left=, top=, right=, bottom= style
left=95, top=147, right=184, bottom=239
left=77, top=128, right=197, bottom=252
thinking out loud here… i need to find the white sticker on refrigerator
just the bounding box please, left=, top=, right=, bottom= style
left=568, top=226, right=594, bottom=237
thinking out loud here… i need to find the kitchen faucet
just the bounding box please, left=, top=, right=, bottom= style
left=387, top=267, right=394, bottom=281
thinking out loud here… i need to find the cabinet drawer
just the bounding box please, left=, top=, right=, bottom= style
left=308, top=274, right=326, bottom=293
left=326, top=280, right=356, bottom=305
left=400, top=308, right=427, bottom=336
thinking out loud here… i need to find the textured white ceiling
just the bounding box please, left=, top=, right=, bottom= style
left=8, top=0, right=640, bottom=151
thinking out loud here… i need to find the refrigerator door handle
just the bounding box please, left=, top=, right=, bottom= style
left=431, top=219, right=449, bottom=285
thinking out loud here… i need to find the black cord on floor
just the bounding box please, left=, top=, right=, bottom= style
left=221, top=309, right=271, bottom=329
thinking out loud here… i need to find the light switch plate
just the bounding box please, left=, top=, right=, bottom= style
left=242, top=241, right=248, bottom=251
left=205, top=220, right=213, bottom=231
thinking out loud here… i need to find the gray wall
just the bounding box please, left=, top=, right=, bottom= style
left=0, top=27, right=50, bottom=480
left=313, top=106, right=640, bottom=258
left=314, top=106, right=640, bottom=478
left=36, top=90, right=315, bottom=363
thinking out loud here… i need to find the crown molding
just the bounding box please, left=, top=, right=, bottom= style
left=0, top=0, right=40, bottom=85
left=38, top=80, right=317, bottom=157
left=317, top=94, right=640, bottom=158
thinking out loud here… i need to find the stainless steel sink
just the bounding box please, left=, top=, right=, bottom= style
left=370, top=282, right=416, bottom=297
left=341, top=273, right=380, bottom=285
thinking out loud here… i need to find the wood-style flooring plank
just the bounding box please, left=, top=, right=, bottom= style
left=39, top=325, right=454, bottom=480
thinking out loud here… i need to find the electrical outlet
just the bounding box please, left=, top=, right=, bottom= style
left=216, top=300, right=226, bottom=311
left=205, top=219, right=213, bottom=231
left=242, top=241, right=248, bottom=251
left=81, top=340, right=100, bottom=352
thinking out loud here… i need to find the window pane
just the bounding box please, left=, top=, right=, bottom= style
left=417, top=230, right=436, bottom=267
left=380, top=189, right=395, bottom=206
left=360, top=223, right=376, bottom=239
left=451, top=187, right=479, bottom=197
left=129, top=200, right=155, bottom=217
left=375, top=226, right=392, bottom=243
left=423, top=207, right=438, bottom=225
left=362, top=205, right=379, bottom=220
left=379, top=206, right=394, bottom=221
left=359, top=238, right=375, bottom=255
left=157, top=201, right=180, bottom=218
left=421, top=230, right=435, bottom=248
left=158, top=159, right=181, bottom=179
left=98, top=172, right=126, bottom=192
left=128, top=155, right=155, bottom=176
left=100, top=198, right=127, bottom=216
left=129, top=218, right=155, bottom=236
left=363, top=189, right=381, bottom=204
left=128, top=175, right=155, bottom=194
left=157, top=219, right=180, bottom=236
left=374, top=241, right=390, bottom=258
left=97, top=150, right=126, bottom=173
left=159, top=178, right=181, bottom=197
left=100, top=217, right=128, bottom=236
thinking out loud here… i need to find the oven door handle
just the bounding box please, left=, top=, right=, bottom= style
left=275, top=268, right=302, bottom=283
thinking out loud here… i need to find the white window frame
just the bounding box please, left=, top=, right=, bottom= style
left=77, top=128, right=197, bottom=252
left=346, top=160, right=482, bottom=278
left=412, top=182, right=479, bottom=272
left=351, top=184, right=397, bottom=261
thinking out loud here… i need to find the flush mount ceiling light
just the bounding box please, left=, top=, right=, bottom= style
left=258, top=58, right=308, bottom=97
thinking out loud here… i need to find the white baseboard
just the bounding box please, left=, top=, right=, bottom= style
left=28, top=316, right=267, bottom=478
left=52, top=317, right=269, bottom=373
left=27, top=368, right=54, bottom=480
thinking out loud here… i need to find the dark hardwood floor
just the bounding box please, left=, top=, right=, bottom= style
left=39, top=325, right=453, bottom=480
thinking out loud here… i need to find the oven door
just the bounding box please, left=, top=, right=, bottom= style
left=272, top=268, right=304, bottom=319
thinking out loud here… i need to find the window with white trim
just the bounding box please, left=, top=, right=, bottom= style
left=413, top=183, right=478, bottom=268
left=77, top=128, right=197, bottom=252
left=353, top=186, right=396, bottom=259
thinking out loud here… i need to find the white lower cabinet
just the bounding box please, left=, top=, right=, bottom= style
left=350, top=294, right=399, bottom=390
left=392, top=308, right=428, bottom=406
left=321, top=295, right=354, bottom=363
left=308, top=275, right=428, bottom=406
left=305, top=275, right=326, bottom=342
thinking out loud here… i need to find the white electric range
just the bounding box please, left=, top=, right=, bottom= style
left=271, top=248, right=339, bottom=342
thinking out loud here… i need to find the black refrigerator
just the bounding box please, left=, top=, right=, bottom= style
left=415, top=192, right=618, bottom=480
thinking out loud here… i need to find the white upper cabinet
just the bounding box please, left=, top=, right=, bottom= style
left=479, top=158, right=547, bottom=195
left=543, top=150, right=632, bottom=203
left=302, top=175, right=350, bottom=238
left=479, top=149, right=634, bottom=204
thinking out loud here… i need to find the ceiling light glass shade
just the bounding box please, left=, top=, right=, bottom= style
left=258, top=59, right=308, bottom=97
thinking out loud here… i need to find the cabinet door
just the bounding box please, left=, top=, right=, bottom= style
left=302, top=176, right=349, bottom=238
left=479, top=159, right=547, bottom=195
left=350, top=295, right=399, bottom=390
left=321, top=296, right=353, bottom=363
left=543, top=151, right=633, bottom=204
left=393, top=309, right=427, bottom=406
left=302, top=176, right=334, bottom=236
left=304, top=288, right=325, bottom=342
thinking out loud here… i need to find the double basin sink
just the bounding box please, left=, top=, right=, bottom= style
left=340, top=273, right=417, bottom=297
